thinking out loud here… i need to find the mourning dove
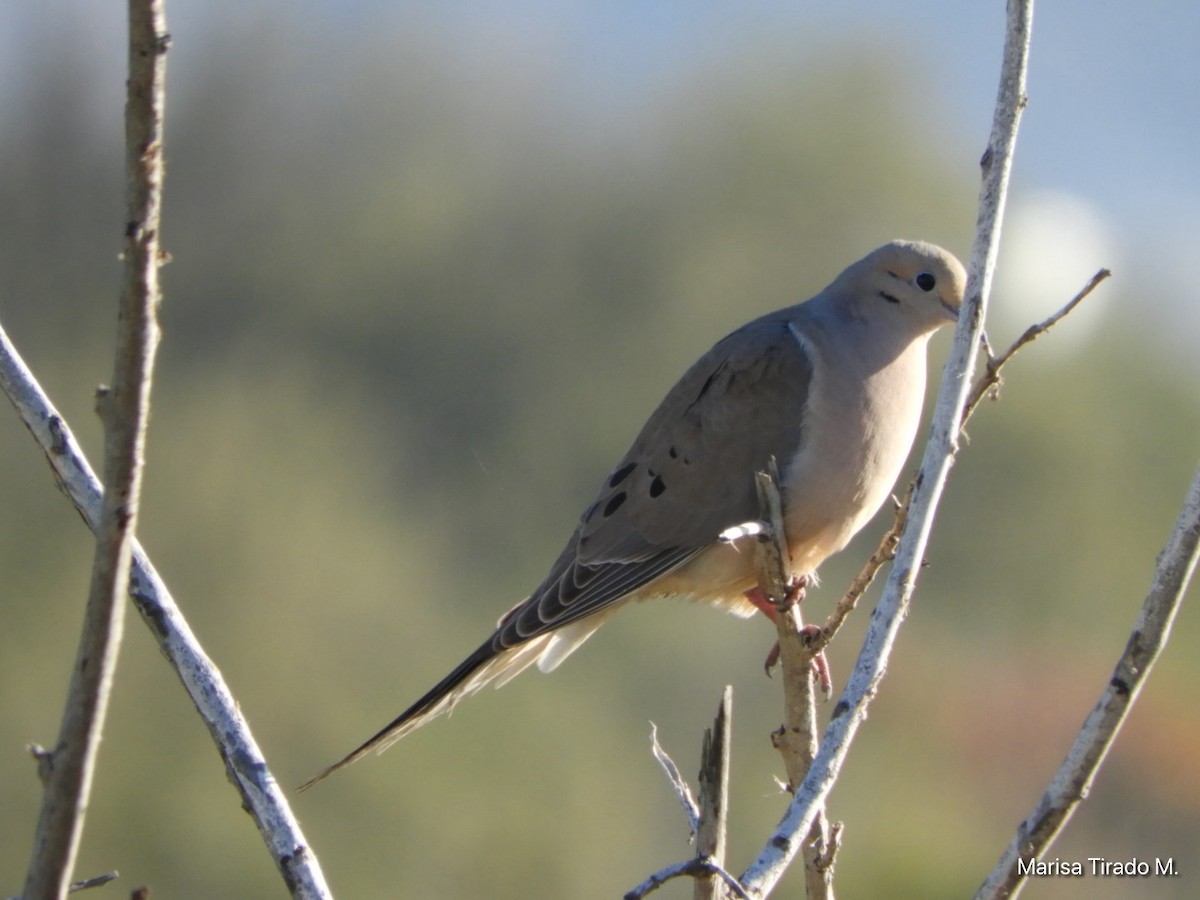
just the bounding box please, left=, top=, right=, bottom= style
left=302, top=239, right=965, bottom=789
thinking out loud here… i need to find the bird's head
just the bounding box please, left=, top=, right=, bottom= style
left=848, top=240, right=967, bottom=334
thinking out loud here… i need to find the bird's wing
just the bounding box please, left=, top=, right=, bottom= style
left=497, top=313, right=814, bottom=648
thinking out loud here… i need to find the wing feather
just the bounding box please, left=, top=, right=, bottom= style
left=496, top=312, right=814, bottom=648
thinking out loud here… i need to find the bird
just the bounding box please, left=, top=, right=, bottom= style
left=301, top=239, right=966, bottom=790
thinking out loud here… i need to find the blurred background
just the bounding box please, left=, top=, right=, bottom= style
left=2, top=2, right=1197, bottom=898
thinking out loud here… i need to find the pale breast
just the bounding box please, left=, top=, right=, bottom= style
left=780, top=321, right=930, bottom=573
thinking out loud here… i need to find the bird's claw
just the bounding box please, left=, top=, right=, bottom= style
left=762, top=625, right=832, bottom=698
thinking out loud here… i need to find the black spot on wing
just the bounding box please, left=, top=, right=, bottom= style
left=608, top=461, right=637, bottom=488
left=668, top=445, right=690, bottom=465
left=649, top=474, right=666, bottom=498
left=603, top=492, right=627, bottom=517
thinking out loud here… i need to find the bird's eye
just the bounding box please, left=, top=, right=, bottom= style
left=915, top=271, right=937, bottom=292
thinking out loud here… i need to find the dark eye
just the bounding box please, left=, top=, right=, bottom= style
left=915, top=271, right=937, bottom=292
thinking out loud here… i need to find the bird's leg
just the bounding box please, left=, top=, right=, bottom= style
left=747, top=575, right=828, bottom=691
left=807, top=639, right=833, bottom=699
left=744, top=573, right=809, bottom=620
left=781, top=574, right=810, bottom=609
left=763, top=641, right=782, bottom=673
left=743, top=585, right=781, bottom=623
left=742, top=586, right=783, bottom=670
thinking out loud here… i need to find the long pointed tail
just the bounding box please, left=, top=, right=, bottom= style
left=302, top=618, right=596, bottom=790
left=299, top=639, right=501, bottom=791
left=299, top=605, right=616, bottom=790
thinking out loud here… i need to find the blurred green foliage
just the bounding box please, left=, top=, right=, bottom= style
left=2, top=19, right=1197, bottom=900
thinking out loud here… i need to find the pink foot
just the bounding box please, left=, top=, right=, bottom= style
left=746, top=579, right=830, bottom=695
left=744, top=574, right=810, bottom=623
left=806, top=632, right=833, bottom=699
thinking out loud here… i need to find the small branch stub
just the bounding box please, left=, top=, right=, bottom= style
left=639, top=693, right=747, bottom=900
left=695, top=687, right=733, bottom=900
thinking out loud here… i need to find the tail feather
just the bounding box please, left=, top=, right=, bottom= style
left=300, top=639, right=497, bottom=791
left=300, top=604, right=626, bottom=791
left=300, top=624, right=585, bottom=791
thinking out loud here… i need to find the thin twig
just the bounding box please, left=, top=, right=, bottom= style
left=813, top=485, right=912, bottom=652
left=974, top=465, right=1200, bottom=900
left=649, top=724, right=701, bottom=835
left=21, top=3, right=167, bottom=896
left=961, top=268, right=1110, bottom=426
left=68, top=872, right=120, bottom=893
left=4, top=871, right=120, bottom=900
left=739, top=2, right=1035, bottom=895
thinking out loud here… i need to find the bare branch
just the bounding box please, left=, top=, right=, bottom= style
left=627, top=858, right=751, bottom=900
left=22, top=3, right=167, bottom=895
left=975, top=465, right=1200, bottom=899
left=739, top=1, right=1036, bottom=895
